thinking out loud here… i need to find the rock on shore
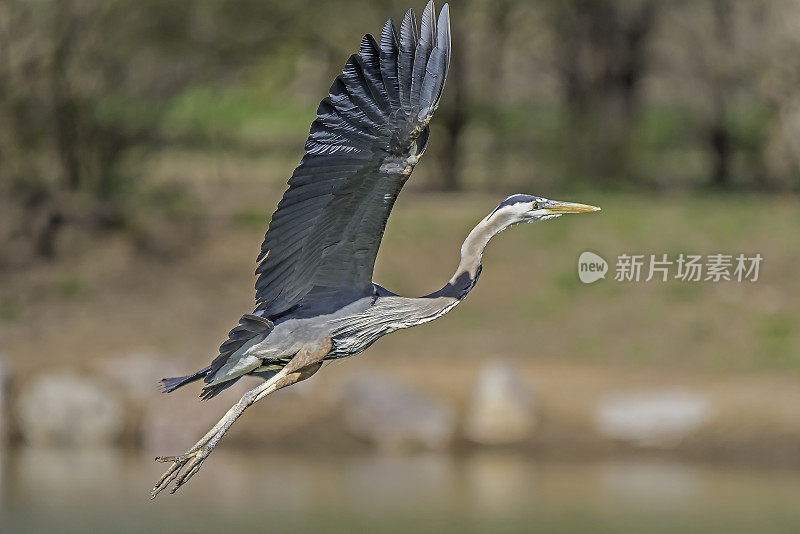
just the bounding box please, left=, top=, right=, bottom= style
left=16, top=373, right=124, bottom=447
left=342, top=374, right=456, bottom=452
left=463, top=360, right=538, bottom=445
left=594, top=390, right=712, bottom=448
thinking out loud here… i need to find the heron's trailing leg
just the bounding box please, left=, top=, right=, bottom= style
left=151, top=357, right=323, bottom=499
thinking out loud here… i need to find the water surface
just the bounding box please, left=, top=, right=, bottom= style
left=2, top=449, right=799, bottom=533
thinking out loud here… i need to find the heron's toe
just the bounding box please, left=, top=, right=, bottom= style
left=169, top=448, right=209, bottom=494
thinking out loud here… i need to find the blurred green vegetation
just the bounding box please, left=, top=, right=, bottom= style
left=162, top=86, right=314, bottom=150
left=1, top=1, right=798, bottom=264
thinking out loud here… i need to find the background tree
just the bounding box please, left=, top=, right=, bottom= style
left=1, top=0, right=798, bottom=266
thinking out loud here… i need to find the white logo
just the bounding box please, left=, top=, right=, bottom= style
left=578, top=251, right=608, bottom=284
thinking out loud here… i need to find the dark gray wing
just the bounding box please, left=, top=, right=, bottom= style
left=253, top=2, right=451, bottom=318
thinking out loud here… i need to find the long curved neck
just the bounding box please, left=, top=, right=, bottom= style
left=335, top=208, right=516, bottom=348
left=428, top=208, right=516, bottom=299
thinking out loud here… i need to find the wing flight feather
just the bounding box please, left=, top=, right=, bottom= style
left=251, top=1, right=451, bottom=320
left=208, top=1, right=451, bottom=380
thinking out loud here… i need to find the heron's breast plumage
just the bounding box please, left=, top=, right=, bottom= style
left=327, top=293, right=462, bottom=357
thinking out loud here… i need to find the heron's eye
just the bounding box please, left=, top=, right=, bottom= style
left=531, top=201, right=538, bottom=209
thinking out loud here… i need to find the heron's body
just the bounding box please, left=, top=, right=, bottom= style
left=197, top=229, right=480, bottom=395
left=212, top=286, right=465, bottom=380
left=151, top=2, right=599, bottom=498
left=194, top=199, right=506, bottom=394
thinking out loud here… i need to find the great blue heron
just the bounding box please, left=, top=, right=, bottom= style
left=151, top=1, right=599, bottom=498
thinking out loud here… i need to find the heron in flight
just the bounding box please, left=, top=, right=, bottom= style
left=151, top=1, right=599, bottom=498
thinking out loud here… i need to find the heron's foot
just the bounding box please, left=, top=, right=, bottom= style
left=151, top=445, right=212, bottom=499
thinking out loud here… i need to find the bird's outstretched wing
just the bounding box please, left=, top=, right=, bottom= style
left=253, top=1, right=451, bottom=319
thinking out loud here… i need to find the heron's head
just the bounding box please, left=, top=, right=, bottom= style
left=494, top=194, right=600, bottom=225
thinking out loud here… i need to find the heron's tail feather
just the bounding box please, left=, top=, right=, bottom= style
left=199, top=377, right=240, bottom=400
left=199, top=369, right=279, bottom=401
left=160, top=365, right=211, bottom=393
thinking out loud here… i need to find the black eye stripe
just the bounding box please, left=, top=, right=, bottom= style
left=493, top=194, right=542, bottom=215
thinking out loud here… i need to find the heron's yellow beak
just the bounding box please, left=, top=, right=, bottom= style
left=544, top=201, right=601, bottom=215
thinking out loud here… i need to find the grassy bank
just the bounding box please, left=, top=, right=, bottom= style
left=1, top=154, right=798, bottom=462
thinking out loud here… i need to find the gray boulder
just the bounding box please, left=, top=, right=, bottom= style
left=342, top=374, right=456, bottom=452
left=594, top=390, right=712, bottom=448
left=463, top=360, right=538, bottom=445
left=16, top=373, right=123, bottom=447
